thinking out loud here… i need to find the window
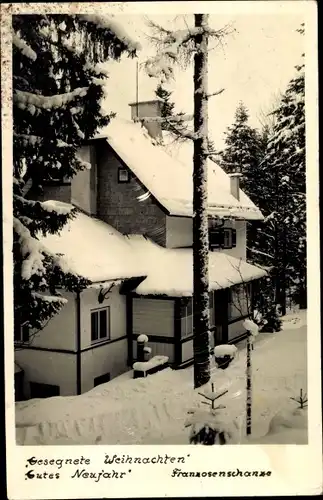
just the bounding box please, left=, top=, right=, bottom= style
left=118, top=167, right=130, bottom=183
left=180, top=299, right=193, bottom=338
left=209, top=291, right=215, bottom=327
left=209, top=228, right=236, bottom=250
left=91, top=307, right=110, bottom=343
left=229, top=283, right=252, bottom=320
left=180, top=295, right=215, bottom=337
left=94, top=372, right=111, bottom=387
left=14, top=323, right=29, bottom=343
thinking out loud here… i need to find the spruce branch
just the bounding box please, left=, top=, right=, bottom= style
left=207, top=88, right=225, bottom=98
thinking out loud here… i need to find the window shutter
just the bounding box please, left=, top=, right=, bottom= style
left=210, top=229, right=224, bottom=248
left=99, top=309, right=107, bottom=339
left=232, top=229, right=237, bottom=248
left=91, top=312, right=98, bottom=341
left=219, top=228, right=225, bottom=247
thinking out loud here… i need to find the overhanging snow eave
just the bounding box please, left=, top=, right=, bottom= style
left=87, top=275, right=147, bottom=289
left=166, top=206, right=265, bottom=221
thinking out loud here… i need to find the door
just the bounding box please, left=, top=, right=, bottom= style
left=213, top=289, right=229, bottom=345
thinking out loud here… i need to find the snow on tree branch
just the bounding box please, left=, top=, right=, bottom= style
left=137, top=113, right=193, bottom=123
left=13, top=87, right=89, bottom=112
left=144, top=54, right=176, bottom=81
left=41, top=200, right=75, bottom=215
left=31, top=291, right=68, bottom=305
left=13, top=32, right=37, bottom=61
left=14, top=217, right=46, bottom=280
left=247, top=247, right=275, bottom=260
left=207, top=88, right=225, bottom=98
left=144, top=18, right=235, bottom=81
left=77, top=14, right=141, bottom=52
left=138, top=113, right=198, bottom=141
left=75, top=155, right=91, bottom=170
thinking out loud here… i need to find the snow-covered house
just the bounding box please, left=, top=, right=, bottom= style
left=16, top=99, right=266, bottom=398
left=14, top=211, right=147, bottom=398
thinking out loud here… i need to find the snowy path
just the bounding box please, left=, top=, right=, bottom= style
left=15, top=311, right=307, bottom=445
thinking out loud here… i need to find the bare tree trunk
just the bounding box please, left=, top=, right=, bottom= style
left=246, top=334, right=252, bottom=435
left=280, top=184, right=287, bottom=316
left=192, top=14, right=211, bottom=389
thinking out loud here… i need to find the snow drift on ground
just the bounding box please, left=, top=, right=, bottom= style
left=16, top=311, right=307, bottom=445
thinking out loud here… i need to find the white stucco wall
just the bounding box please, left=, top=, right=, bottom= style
left=165, top=217, right=247, bottom=260
left=166, top=216, right=193, bottom=248
left=78, top=285, right=129, bottom=392
left=15, top=349, right=76, bottom=397
left=28, top=291, right=76, bottom=351
left=15, top=285, right=129, bottom=398
left=210, top=220, right=247, bottom=260
left=81, top=338, right=128, bottom=393
left=80, top=285, right=127, bottom=350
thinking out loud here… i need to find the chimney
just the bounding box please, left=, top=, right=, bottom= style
left=129, top=99, right=163, bottom=139
left=228, top=173, right=242, bottom=200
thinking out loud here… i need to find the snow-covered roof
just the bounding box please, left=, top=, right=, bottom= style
left=39, top=203, right=265, bottom=290
left=97, top=118, right=263, bottom=220
left=127, top=235, right=267, bottom=297
left=40, top=208, right=146, bottom=283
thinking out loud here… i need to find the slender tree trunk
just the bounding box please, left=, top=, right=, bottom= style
left=246, top=334, right=252, bottom=435
left=280, top=185, right=287, bottom=316
left=273, top=164, right=281, bottom=310
left=281, top=224, right=287, bottom=316
left=192, top=13, right=211, bottom=389
left=299, top=274, right=307, bottom=309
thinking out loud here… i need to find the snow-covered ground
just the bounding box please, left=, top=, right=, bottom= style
left=15, top=310, right=307, bottom=446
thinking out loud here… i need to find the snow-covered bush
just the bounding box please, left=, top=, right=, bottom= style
left=187, top=409, right=240, bottom=445
left=260, top=306, right=282, bottom=333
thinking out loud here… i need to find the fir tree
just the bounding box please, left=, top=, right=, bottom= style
left=155, top=83, right=175, bottom=125
left=264, top=60, right=306, bottom=311
left=219, top=101, right=262, bottom=200
left=13, top=14, right=138, bottom=335
left=154, top=82, right=216, bottom=154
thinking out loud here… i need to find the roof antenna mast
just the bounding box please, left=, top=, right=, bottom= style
left=136, top=60, right=139, bottom=119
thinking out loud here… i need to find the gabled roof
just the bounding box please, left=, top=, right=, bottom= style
left=40, top=204, right=266, bottom=292
left=40, top=206, right=146, bottom=283
left=96, top=118, right=263, bottom=221
left=127, top=235, right=267, bottom=297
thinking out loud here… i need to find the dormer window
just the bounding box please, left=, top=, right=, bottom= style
left=209, top=228, right=236, bottom=250
left=118, top=167, right=130, bottom=183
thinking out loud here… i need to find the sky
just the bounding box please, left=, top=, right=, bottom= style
left=102, top=12, right=304, bottom=149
